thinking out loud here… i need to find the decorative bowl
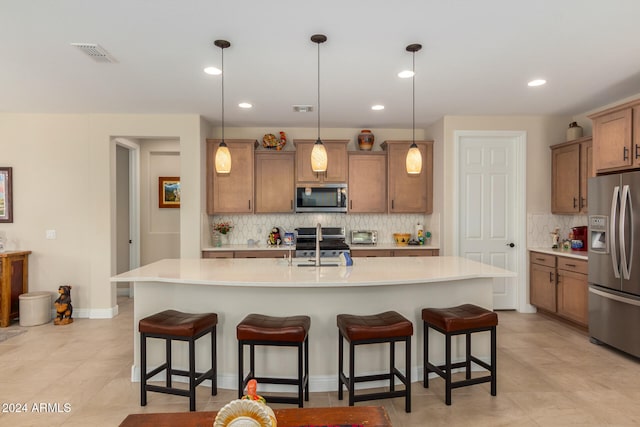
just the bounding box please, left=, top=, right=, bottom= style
left=393, top=233, right=411, bottom=246
left=213, top=399, right=274, bottom=427
left=262, top=134, right=285, bottom=150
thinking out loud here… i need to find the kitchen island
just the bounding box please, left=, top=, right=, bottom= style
left=112, top=256, right=514, bottom=392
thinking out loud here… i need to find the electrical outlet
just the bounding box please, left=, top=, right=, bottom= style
left=46, top=229, right=56, bottom=240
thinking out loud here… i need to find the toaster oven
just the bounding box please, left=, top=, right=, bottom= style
left=350, top=230, right=378, bottom=245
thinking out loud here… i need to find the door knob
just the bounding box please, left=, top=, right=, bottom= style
left=506, top=242, right=515, bottom=248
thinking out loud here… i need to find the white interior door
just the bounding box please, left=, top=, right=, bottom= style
left=457, top=131, right=524, bottom=309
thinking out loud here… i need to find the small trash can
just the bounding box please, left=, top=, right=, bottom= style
left=19, top=291, right=52, bottom=326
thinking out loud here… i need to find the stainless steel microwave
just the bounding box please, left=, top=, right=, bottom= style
left=295, top=184, right=348, bottom=213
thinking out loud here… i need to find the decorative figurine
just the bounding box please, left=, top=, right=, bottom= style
left=551, top=227, right=560, bottom=249
left=267, top=227, right=281, bottom=246
left=54, top=285, right=73, bottom=325
left=241, top=379, right=277, bottom=426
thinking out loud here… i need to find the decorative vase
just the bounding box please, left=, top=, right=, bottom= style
left=212, top=231, right=222, bottom=247
left=567, top=122, right=583, bottom=141
left=358, top=129, right=375, bottom=151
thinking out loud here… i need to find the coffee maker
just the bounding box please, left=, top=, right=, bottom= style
left=571, top=226, right=588, bottom=251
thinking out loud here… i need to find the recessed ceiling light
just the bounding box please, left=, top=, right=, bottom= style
left=398, top=70, right=414, bottom=78
left=371, top=105, right=384, bottom=111
left=204, top=66, right=222, bottom=75
left=528, top=79, right=546, bottom=87
left=238, top=102, right=252, bottom=109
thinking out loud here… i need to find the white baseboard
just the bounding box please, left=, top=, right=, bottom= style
left=50, top=305, right=119, bottom=320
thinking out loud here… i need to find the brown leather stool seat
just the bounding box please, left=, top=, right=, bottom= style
left=139, top=310, right=218, bottom=412
left=422, top=304, right=498, bottom=405
left=237, top=314, right=310, bottom=407
left=337, top=311, right=413, bottom=413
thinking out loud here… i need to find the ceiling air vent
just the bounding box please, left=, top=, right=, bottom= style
left=293, top=105, right=313, bottom=113
left=70, top=43, right=116, bottom=63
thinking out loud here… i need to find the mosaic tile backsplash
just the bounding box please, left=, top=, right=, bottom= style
left=205, top=213, right=439, bottom=247
left=527, top=213, right=588, bottom=248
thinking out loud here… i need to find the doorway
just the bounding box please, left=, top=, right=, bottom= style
left=115, top=138, right=140, bottom=298
left=455, top=130, right=526, bottom=310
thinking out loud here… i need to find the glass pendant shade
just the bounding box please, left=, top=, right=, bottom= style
left=311, top=139, right=328, bottom=172
left=215, top=142, right=231, bottom=174
left=406, top=143, right=422, bottom=175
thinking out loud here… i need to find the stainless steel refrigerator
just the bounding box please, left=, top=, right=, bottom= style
left=588, top=171, right=640, bottom=358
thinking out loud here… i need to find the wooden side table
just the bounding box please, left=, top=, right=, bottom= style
left=0, top=250, right=31, bottom=327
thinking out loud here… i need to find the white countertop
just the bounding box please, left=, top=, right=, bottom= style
left=112, top=256, right=514, bottom=288
left=528, top=247, right=588, bottom=260
left=202, top=243, right=439, bottom=252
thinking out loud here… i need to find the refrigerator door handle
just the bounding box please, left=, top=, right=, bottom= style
left=589, top=286, right=640, bottom=307
left=611, top=185, right=621, bottom=279
left=621, top=184, right=634, bottom=279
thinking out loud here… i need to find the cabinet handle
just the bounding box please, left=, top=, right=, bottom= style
left=536, top=257, right=546, bottom=261
left=636, top=144, right=640, bottom=160
left=392, top=200, right=395, bottom=209
left=624, top=146, right=629, bottom=161
left=350, top=200, right=353, bottom=209
left=549, top=271, right=553, bottom=282
left=290, top=200, right=293, bottom=210
left=581, top=197, right=586, bottom=210
left=573, top=197, right=577, bottom=209
left=565, top=263, right=576, bottom=267
left=248, top=200, right=251, bottom=210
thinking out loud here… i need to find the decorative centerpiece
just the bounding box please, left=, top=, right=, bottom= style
left=213, top=379, right=277, bottom=427
left=262, top=131, right=287, bottom=150
left=212, top=221, right=233, bottom=247
left=267, top=227, right=281, bottom=246
left=567, top=121, right=583, bottom=141
left=357, top=129, right=374, bottom=150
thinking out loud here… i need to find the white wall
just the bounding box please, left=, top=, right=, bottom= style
left=0, top=113, right=204, bottom=317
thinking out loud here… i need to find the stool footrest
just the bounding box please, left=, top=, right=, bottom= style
left=252, top=376, right=304, bottom=386
left=451, top=375, right=492, bottom=389
left=145, top=363, right=168, bottom=380
left=470, top=355, right=491, bottom=371
left=146, top=384, right=191, bottom=397
left=353, top=390, right=407, bottom=402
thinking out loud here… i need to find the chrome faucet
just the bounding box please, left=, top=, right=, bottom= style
left=315, top=223, right=323, bottom=266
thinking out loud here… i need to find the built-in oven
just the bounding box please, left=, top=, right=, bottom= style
left=295, top=184, right=347, bottom=213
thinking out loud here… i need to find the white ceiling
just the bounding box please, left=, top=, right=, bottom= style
left=2, top=0, right=640, bottom=129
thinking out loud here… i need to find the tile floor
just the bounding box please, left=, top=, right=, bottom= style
left=1, top=297, right=640, bottom=426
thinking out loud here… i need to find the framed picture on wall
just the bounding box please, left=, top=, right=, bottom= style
left=0, top=167, right=13, bottom=223
left=159, top=176, right=180, bottom=208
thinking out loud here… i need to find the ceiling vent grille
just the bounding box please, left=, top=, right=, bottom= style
left=293, top=105, right=314, bottom=113
left=70, top=43, right=116, bottom=63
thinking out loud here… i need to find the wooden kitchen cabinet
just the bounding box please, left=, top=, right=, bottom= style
left=294, top=139, right=348, bottom=184
left=202, top=251, right=234, bottom=259
left=0, top=251, right=31, bottom=327
left=551, top=137, right=592, bottom=214
left=255, top=151, right=295, bottom=213
left=348, top=152, right=387, bottom=213
left=588, top=99, right=640, bottom=173
left=351, top=249, right=393, bottom=257
left=556, top=257, right=588, bottom=325
left=234, top=250, right=290, bottom=259
left=382, top=140, right=433, bottom=213
left=350, top=248, right=439, bottom=257
left=207, top=139, right=258, bottom=214
left=529, top=252, right=557, bottom=313
left=529, top=251, right=588, bottom=327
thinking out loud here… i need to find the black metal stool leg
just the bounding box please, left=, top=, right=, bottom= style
left=297, top=342, right=303, bottom=407
left=406, top=336, right=411, bottom=413
left=304, top=335, right=309, bottom=401
left=390, top=340, right=395, bottom=392
left=189, top=338, right=196, bottom=412
left=166, top=338, right=172, bottom=388
left=211, top=326, right=217, bottom=395
left=423, top=322, right=430, bottom=388
left=445, top=332, right=452, bottom=406
left=140, top=333, right=147, bottom=406
left=238, top=340, right=244, bottom=399
left=338, top=332, right=344, bottom=400
left=466, top=332, right=472, bottom=380
left=491, top=326, right=497, bottom=396
left=348, top=341, right=355, bottom=407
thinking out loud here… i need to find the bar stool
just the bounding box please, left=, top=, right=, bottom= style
left=139, top=309, right=218, bottom=412
left=337, top=311, right=413, bottom=413
left=237, top=314, right=310, bottom=407
left=422, top=304, right=498, bottom=405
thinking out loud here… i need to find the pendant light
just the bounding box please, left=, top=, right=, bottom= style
left=405, top=43, right=423, bottom=175
left=214, top=39, right=231, bottom=174
left=310, top=34, right=328, bottom=173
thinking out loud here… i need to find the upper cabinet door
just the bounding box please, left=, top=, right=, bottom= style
left=348, top=152, right=387, bottom=213
left=592, top=107, right=632, bottom=173
left=255, top=151, right=295, bottom=213
left=551, top=143, right=580, bottom=214
left=383, top=140, right=433, bottom=214
left=207, top=139, right=257, bottom=214
left=294, top=140, right=348, bottom=184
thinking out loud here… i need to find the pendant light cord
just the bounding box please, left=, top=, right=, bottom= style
left=412, top=50, right=415, bottom=145
left=317, top=40, right=321, bottom=141
left=221, top=46, right=225, bottom=142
